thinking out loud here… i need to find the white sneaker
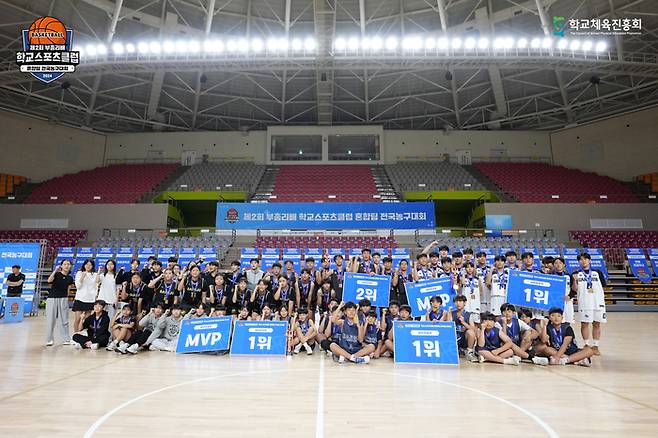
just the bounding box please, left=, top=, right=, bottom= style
left=304, top=343, right=313, bottom=355
left=117, top=342, right=129, bottom=354
left=149, top=345, right=159, bottom=351
left=465, top=350, right=478, bottom=362
left=293, top=343, right=303, bottom=354
left=532, top=356, right=549, bottom=366
left=503, top=356, right=520, bottom=366
left=576, top=358, right=592, bottom=367
left=127, top=344, right=140, bottom=354
left=165, top=345, right=176, bottom=352
left=45, top=340, right=54, bottom=347
left=559, top=357, right=570, bottom=365
left=106, top=340, right=117, bottom=351
left=338, top=355, right=345, bottom=363
left=326, top=350, right=333, bottom=356
left=72, top=342, right=82, bottom=349
left=90, top=343, right=99, bottom=350
left=62, top=340, right=72, bottom=346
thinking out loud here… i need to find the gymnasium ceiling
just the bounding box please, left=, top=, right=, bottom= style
left=0, top=0, right=657, bottom=132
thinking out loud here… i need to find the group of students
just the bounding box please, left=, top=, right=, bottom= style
left=42, top=242, right=605, bottom=366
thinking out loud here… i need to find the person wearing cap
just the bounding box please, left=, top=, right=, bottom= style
left=292, top=307, right=317, bottom=355
left=71, top=300, right=111, bottom=350
left=534, top=307, right=593, bottom=366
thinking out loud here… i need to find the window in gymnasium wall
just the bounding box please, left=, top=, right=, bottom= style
left=271, top=135, right=322, bottom=161
left=328, top=134, right=380, bottom=161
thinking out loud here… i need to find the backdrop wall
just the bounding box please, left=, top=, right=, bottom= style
left=550, top=106, right=658, bottom=181
left=0, top=110, right=106, bottom=182
left=485, top=203, right=658, bottom=241
left=0, top=204, right=168, bottom=240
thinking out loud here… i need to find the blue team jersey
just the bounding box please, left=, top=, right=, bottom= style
left=451, top=310, right=471, bottom=334
left=364, top=324, right=380, bottom=345
left=481, top=327, right=502, bottom=351
left=339, top=319, right=361, bottom=354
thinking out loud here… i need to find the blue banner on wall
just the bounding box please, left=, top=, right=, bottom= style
left=116, top=247, right=134, bottom=270
left=216, top=202, right=436, bottom=230
left=0, top=243, right=41, bottom=313
left=54, top=247, right=75, bottom=268
left=175, top=316, right=232, bottom=353
left=563, top=248, right=581, bottom=273
left=626, top=249, right=653, bottom=283
left=478, top=247, right=495, bottom=265
left=404, top=277, right=454, bottom=318
left=230, top=320, right=288, bottom=356
left=73, top=247, right=94, bottom=272
left=506, top=270, right=566, bottom=311
left=95, top=247, right=114, bottom=268
left=650, top=249, right=658, bottom=276
left=342, top=272, right=391, bottom=308
left=393, top=321, right=459, bottom=365
left=542, top=248, right=560, bottom=258
left=521, top=247, right=541, bottom=270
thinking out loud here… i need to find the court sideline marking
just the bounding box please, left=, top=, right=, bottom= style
left=315, top=357, right=325, bottom=438
left=82, top=364, right=559, bottom=438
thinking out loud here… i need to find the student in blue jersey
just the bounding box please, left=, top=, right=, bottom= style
left=319, top=300, right=341, bottom=355
left=495, top=303, right=547, bottom=366
left=426, top=295, right=450, bottom=322
left=383, top=304, right=413, bottom=354
left=476, top=312, right=521, bottom=365
left=363, top=310, right=381, bottom=356
left=329, top=301, right=374, bottom=364
left=412, top=253, right=434, bottom=281
left=283, top=260, right=298, bottom=287
left=357, top=298, right=372, bottom=324
left=448, top=295, right=478, bottom=362
left=296, top=268, right=316, bottom=315
left=292, top=307, right=316, bottom=355
left=573, top=252, right=607, bottom=355
left=552, top=257, right=575, bottom=324
left=317, top=299, right=339, bottom=350
left=485, top=256, right=508, bottom=316
left=316, top=257, right=333, bottom=286
left=391, top=259, right=412, bottom=305
left=439, top=257, right=453, bottom=278
left=352, top=248, right=376, bottom=274
left=376, top=302, right=399, bottom=358
left=535, top=307, right=593, bottom=366
left=317, top=279, right=337, bottom=314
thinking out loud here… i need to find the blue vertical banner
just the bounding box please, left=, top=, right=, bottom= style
left=240, top=248, right=259, bottom=268
left=586, top=248, right=608, bottom=279
left=626, top=249, right=653, bottom=283
left=158, top=247, right=177, bottom=260
left=175, top=316, right=232, bottom=353
left=95, top=247, right=114, bottom=268
left=0, top=243, right=41, bottom=314
left=393, top=321, right=459, bottom=365
left=200, top=247, right=218, bottom=263
left=54, top=247, right=75, bottom=268
left=541, top=248, right=560, bottom=259
left=650, top=249, right=658, bottom=276
left=230, top=320, right=288, bottom=356
left=116, top=247, right=134, bottom=270
left=73, top=247, right=94, bottom=272
left=478, top=247, right=495, bottom=265
left=506, top=270, right=567, bottom=311
left=392, top=248, right=410, bottom=268
left=342, top=273, right=391, bottom=307
left=138, top=247, right=156, bottom=264
left=216, top=202, right=436, bottom=230
left=178, top=247, right=197, bottom=267
left=404, top=277, right=454, bottom=318
left=283, top=248, right=302, bottom=273
left=563, top=248, right=581, bottom=273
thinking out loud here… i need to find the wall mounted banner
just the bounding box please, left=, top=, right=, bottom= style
left=393, top=321, right=459, bottom=365
left=649, top=249, right=658, bottom=277
left=626, top=249, right=653, bottom=283
left=342, top=272, right=391, bottom=308
left=563, top=248, right=581, bottom=273
left=586, top=248, right=608, bottom=280
left=404, top=277, right=454, bottom=318
left=216, top=202, right=436, bottom=230
left=521, top=247, right=542, bottom=270
left=230, top=320, right=288, bottom=356
left=54, top=247, right=75, bottom=268
left=176, top=316, right=232, bottom=353
left=506, top=270, right=567, bottom=311
left=0, top=243, right=41, bottom=314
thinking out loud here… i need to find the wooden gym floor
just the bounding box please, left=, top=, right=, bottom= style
left=0, top=312, right=657, bottom=438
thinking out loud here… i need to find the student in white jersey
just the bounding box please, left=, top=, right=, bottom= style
left=475, top=251, right=491, bottom=313
left=553, top=257, right=575, bottom=324
left=458, top=262, right=481, bottom=323
left=573, top=253, right=607, bottom=355
left=486, top=256, right=508, bottom=316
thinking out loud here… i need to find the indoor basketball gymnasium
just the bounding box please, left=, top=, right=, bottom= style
left=0, top=0, right=657, bottom=437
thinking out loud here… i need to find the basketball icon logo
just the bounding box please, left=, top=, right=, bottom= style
left=28, top=17, right=67, bottom=46
left=16, top=16, right=79, bottom=84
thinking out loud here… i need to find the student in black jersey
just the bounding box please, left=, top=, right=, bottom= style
left=177, top=264, right=208, bottom=313
left=535, top=307, right=594, bottom=366
left=231, top=277, right=251, bottom=315
left=148, top=267, right=178, bottom=310
left=5, top=265, right=25, bottom=297
left=72, top=300, right=111, bottom=350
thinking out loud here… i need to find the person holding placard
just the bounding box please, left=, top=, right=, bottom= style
left=476, top=312, right=521, bottom=365
left=553, top=257, right=575, bottom=324
left=573, top=253, right=607, bottom=356
left=535, top=307, right=593, bottom=366
left=486, top=256, right=509, bottom=317
left=328, top=301, right=373, bottom=364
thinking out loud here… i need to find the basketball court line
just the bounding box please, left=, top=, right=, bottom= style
left=541, top=367, right=658, bottom=413
left=0, top=357, right=124, bottom=403
left=315, top=357, right=325, bottom=438
left=81, top=364, right=559, bottom=438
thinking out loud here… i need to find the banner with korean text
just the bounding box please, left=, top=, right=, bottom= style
left=506, top=270, right=567, bottom=311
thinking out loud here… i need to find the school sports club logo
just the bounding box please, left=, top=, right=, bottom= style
left=9, top=302, right=20, bottom=317
left=15, top=17, right=79, bottom=84
left=225, top=208, right=239, bottom=223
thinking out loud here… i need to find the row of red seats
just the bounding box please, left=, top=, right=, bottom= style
left=475, top=163, right=639, bottom=203
left=255, top=236, right=396, bottom=249
left=0, top=230, right=87, bottom=258
left=25, top=164, right=179, bottom=204
left=570, top=230, right=658, bottom=248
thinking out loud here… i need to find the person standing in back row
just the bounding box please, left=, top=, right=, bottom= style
left=5, top=265, right=25, bottom=297
left=45, top=259, right=74, bottom=346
